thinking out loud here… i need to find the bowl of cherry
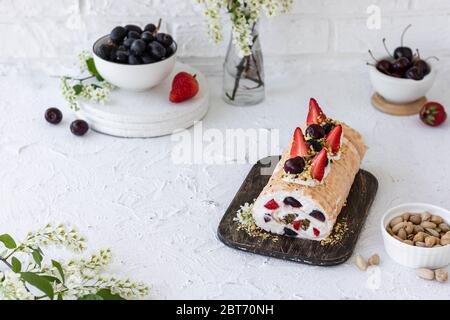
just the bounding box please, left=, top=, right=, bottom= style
left=93, top=20, right=177, bottom=91
left=367, top=25, right=438, bottom=104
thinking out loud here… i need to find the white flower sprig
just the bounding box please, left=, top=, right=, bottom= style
left=197, top=0, right=293, bottom=57
left=0, top=224, right=149, bottom=300
left=61, top=50, right=114, bottom=111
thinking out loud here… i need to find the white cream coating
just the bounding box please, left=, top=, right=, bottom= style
left=252, top=191, right=334, bottom=240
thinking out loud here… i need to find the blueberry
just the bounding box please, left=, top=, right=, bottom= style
left=45, top=108, right=63, bottom=125
left=283, top=197, right=302, bottom=208
left=142, top=55, right=155, bottom=64
left=70, top=120, right=89, bottom=136
left=307, top=139, right=323, bottom=152
left=309, top=210, right=326, bottom=222
left=123, top=38, right=134, bottom=48
left=144, top=23, right=157, bottom=33
left=141, top=31, right=155, bottom=43
left=283, top=156, right=305, bottom=175
left=117, top=45, right=127, bottom=52
left=125, top=24, right=142, bottom=34
left=128, top=31, right=141, bottom=40
left=156, top=33, right=173, bottom=47
left=284, top=228, right=298, bottom=237
left=116, top=50, right=129, bottom=63
left=130, top=39, right=146, bottom=56
left=97, top=44, right=113, bottom=60
left=128, top=55, right=142, bottom=65
left=148, top=41, right=166, bottom=60
left=110, top=26, right=127, bottom=44
left=322, top=123, right=335, bottom=135
left=165, top=46, right=174, bottom=58
left=109, top=48, right=118, bottom=61
left=306, top=124, right=326, bottom=139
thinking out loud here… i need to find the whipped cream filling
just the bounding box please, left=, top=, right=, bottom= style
left=252, top=191, right=333, bottom=240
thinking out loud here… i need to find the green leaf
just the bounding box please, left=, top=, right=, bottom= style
left=86, top=57, right=104, bottom=81
left=32, top=249, right=43, bottom=267
left=78, top=294, right=104, bottom=300
left=11, top=257, right=21, bottom=273
left=51, top=260, right=65, bottom=283
left=73, top=84, right=83, bottom=95
left=42, top=275, right=61, bottom=284
left=21, top=272, right=54, bottom=300
left=57, top=292, right=64, bottom=300
left=0, top=234, right=17, bottom=249
left=96, top=288, right=125, bottom=300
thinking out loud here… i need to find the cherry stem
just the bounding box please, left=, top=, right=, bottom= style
left=156, top=18, right=162, bottom=32
left=368, top=50, right=378, bottom=62
left=401, top=24, right=412, bottom=47
left=425, top=56, right=440, bottom=62
left=366, top=62, right=376, bottom=67
left=416, top=48, right=421, bottom=60
left=382, top=38, right=393, bottom=58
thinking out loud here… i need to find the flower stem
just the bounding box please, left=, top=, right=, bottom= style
left=0, top=256, right=13, bottom=269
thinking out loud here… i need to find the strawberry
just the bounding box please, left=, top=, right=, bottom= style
left=292, top=220, right=302, bottom=231
left=311, top=149, right=328, bottom=182
left=169, top=72, right=200, bottom=103
left=307, top=98, right=327, bottom=125
left=420, top=102, right=447, bottom=127
left=313, top=228, right=320, bottom=237
left=264, top=199, right=279, bottom=210
left=290, top=127, right=309, bottom=158
left=325, top=125, right=343, bottom=155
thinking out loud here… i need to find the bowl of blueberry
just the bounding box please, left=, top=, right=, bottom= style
left=367, top=25, right=438, bottom=104
left=93, top=21, right=177, bottom=91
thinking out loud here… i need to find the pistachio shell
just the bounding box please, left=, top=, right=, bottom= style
left=397, top=228, right=407, bottom=240
left=425, top=236, right=436, bottom=247
left=415, top=241, right=426, bottom=247
left=421, top=212, right=431, bottom=222
left=431, top=215, right=444, bottom=224
left=401, top=213, right=411, bottom=221
left=356, top=255, right=368, bottom=271
left=435, top=269, right=448, bottom=283
left=416, top=268, right=435, bottom=280
left=425, top=228, right=440, bottom=238
left=368, top=254, right=380, bottom=265
left=392, top=222, right=407, bottom=234
left=421, top=221, right=437, bottom=229
left=390, top=216, right=404, bottom=228
left=409, top=214, right=422, bottom=225
left=439, top=223, right=450, bottom=233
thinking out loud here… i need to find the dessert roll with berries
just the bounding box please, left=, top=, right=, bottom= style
left=252, top=99, right=366, bottom=240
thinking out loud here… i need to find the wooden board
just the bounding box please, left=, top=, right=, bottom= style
left=371, top=93, right=426, bottom=116
left=217, top=156, right=378, bottom=266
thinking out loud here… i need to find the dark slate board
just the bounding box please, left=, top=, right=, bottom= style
left=217, top=156, right=378, bottom=266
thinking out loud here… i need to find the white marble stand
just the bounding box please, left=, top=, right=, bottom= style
left=78, top=62, right=209, bottom=138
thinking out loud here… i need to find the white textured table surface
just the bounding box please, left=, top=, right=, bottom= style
left=1, top=67, right=450, bottom=300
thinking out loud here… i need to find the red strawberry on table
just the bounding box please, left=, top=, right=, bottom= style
left=325, top=125, right=343, bottom=155
left=169, top=72, right=199, bottom=103
left=307, top=98, right=327, bottom=125
left=420, top=102, right=447, bottom=127
left=311, top=149, right=328, bottom=182
left=290, top=127, right=309, bottom=158
left=264, top=199, right=279, bottom=210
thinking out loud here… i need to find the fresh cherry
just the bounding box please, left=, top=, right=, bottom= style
left=284, top=228, right=298, bottom=237
left=284, top=156, right=305, bottom=174
left=306, top=124, right=325, bottom=139
left=393, top=24, right=413, bottom=61
left=392, top=57, right=411, bottom=74
left=322, top=123, right=335, bottom=135
left=70, top=120, right=89, bottom=136
left=376, top=59, right=392, bottom=75
left=307, top=139, right=323, bottom=152
left=405, top=66, right=424, bottom=81
left=45, top=108, right=63, bottom=125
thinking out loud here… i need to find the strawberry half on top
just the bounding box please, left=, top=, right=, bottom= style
left=325, top=124, right=343, bottom=155
left=307, top=98, right=327, bottom=125
left=169, top=72, right=200, bottom=103
left=311, top=148, right=328, bottom=182
left=290, top=127, right=309, bottom=158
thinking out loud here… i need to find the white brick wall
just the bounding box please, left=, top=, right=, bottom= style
left=0, top=0, right=449, bottom=75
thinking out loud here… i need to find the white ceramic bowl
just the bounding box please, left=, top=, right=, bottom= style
left=381, top=203, right=450, bottom=269
left=369, top=60, right=436, bottom=104
left=93, top=35, right=177, bottom=91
